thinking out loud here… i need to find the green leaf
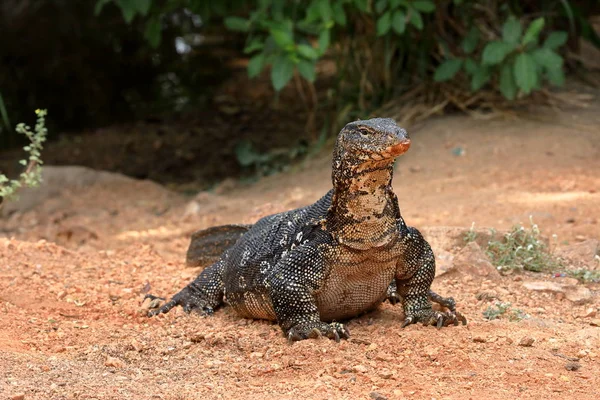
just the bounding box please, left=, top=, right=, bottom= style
left=499, top=63, right=517, bottom=100
left=306, top=2, right=321, bottom=22
left=318, top=29, right=330, bottom=55
left=354, top=0, right=369, bottom=12
left=377, top=11, right=392, bottom=36
left=513, top=53, right=537, bottom=94
left=144, top=17, right=162, bottom=48
left=297, top=60, right=316, bottom=82
left=482, top=41, right=514, bottom=65
left=470, top=66, right=490, bottom=90
left=248, top=53, right=265, bottom=78
left=270, top=28, right=295, bottom=49
left=136, top=0, right=151, bottom=16
left=547, top=67, right=565, bottom=87
left=434, top=59, right=463, bottom=82
left=412, top=0, right=436, bottom=13
left=225, top=17, right=250, bottom=32
left=244, top=38, right=264, bottom=54
left=502, top=16, right=522, bottom=45
left=392, top=10, right=406, bottom=35
left=332, top=2, right=347, bottom=26
left=116, top=0, right=137, bottom=23
left=317, top=0, right=333, bottom=22
left=271, top=54, right=295, bottom=91
left=532, top=48, right=563, bottom=71
left=94, top=0, right=112, bottom=15
left=409, top=9, right=423, bottom=30
left=522, top=17, right=545, bottom=46
left=297, top=44, right=319, bottom=60
left=461, top=26, right=480, bottom=54
left=544, top=31, right=568, bottom=50
left=463, top=58, right=478, bottom=74
left=375, top=0, right=388, bottom=14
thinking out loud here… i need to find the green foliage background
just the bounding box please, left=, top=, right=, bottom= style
left=1, top=0, right=599, bottom=145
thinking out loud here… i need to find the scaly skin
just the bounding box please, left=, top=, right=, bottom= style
left=148, top=118, right=467, bottom=340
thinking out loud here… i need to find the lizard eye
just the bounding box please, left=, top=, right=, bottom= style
left=359, top=130, right=369, bottom=138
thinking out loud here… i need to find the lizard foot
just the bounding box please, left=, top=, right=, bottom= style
left=287, top=322, right=350, bottom=342
left=401, top=308, right=467, bottom=329
left=146, top=288, right=215, bottom=317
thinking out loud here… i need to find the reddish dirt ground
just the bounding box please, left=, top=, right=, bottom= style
left=1, top=104, right=599, bottom=399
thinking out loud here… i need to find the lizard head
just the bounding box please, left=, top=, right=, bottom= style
left=334, top=118, right=410, bottom=165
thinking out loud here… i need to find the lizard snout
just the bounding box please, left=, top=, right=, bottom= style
left=385, top=128, right=411, bottom=157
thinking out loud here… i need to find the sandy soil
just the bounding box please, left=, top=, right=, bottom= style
left=1, top=104, right=600, bottom=399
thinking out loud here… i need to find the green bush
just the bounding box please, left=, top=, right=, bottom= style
left=97, top=0, right=599, bottom=112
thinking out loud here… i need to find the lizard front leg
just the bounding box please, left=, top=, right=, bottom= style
left=396, top=227, right=467, bottom=328
left=147, top=259, right=226, bottom=317
left=265, top=245, right=350, bottom=342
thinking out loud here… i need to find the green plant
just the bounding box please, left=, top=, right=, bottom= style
left=96, top=0, right=599, bottom=123
left=0, top=109, right=48, bottom=201
left=435, top=15, right=567, bottom=99
left=483, top=301, right=529, bottom=321
left=565, top=268, right=600, bottom=283
left=486, top=217, right=561, bottom=273
left=464, top=222, right=478, bottom=243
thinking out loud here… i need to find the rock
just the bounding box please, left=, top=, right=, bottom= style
left=377, top=369, right=393, bottom=379
left=523, top=281, right=592, bottom=304
left=556, top=239, right=599, bottom=268
left=105, top=356, right=124, bottom=368
left=565, top=286, right=593, bottom=305
left=352, top=364, right=368, bottom=373
left=523, top=281, right=566, bottom=294
left=434, top=249, right=455, bottom=277
left=473, top=336, right=487, bottom=343
left=582, top=308, right=597, bottom=318
left=1, top=166, right=174, bottom=216
left=565, top=362, right=581, bottom=371
left=445, top=242, right=500, bottom=279
left=518, top=337, right=535, bottom=347
left=11, top=394, right=25, bottom=400
left=369, top=392, right=388, bottom=400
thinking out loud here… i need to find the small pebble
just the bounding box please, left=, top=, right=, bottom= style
left=565, top=362, right=581, bottom=371
left=370, top=391, right=388, bottom=400
left=352, top=364, right=368, bottom=373
left=105, top=356, right=124, bottom=368
left=519, top=337, right=535, bottom=347
left=11, top=394, right=25, bottom=400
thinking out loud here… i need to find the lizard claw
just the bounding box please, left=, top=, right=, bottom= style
left=402, top=308, right=467, bottom=329
left=401, top=316, right=414, bottom=328
left=287, top=321, right=350, bottom=342
left=146, top=287, right=217, bottom=317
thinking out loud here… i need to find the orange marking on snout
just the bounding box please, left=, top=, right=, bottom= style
left=386, top=139, right=411, bottom=156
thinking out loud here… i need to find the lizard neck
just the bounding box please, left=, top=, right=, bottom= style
left=327, top=159, right=399, bottom=250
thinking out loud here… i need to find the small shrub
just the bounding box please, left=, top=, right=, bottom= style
left=486, top=217, right=561, bottom=273
left=483, top=301, right=529, bottom=322
left=0, top=109, right=48, bottom=202
left=565, top=268, right=600, bottom=283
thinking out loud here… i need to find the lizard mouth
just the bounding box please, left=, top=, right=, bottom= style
left=384, top=138, right=411, bottom=157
